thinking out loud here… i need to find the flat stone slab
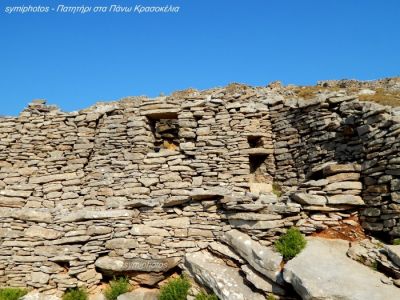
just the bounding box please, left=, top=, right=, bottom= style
left=21, top=292, right=60, bottom=300
left=292, top=192, right=327, bottom=206
left=327, top=195, right=364, bottom=205
left=95, top=257, right=180, bottom=273
left=57, top=209, right=139, bottom=222
left=223, top=229, right=283, bottom=283
left=283, top=237, right=400, bottom=300
left=117, top=289, right=159, bottom=300
left=184, top=251, right=265, bottom=300
left=386, top=245, right=400, bottom=267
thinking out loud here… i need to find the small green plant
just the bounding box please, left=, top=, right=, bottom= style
left=370, top=260, right=378, bottom=271
left=62, top=288, right=88, bottom=300
left=275, top=227, right=307, bottom=261
left=272, top=183, right=282, bottom=197
left=0, top=287, right=28, bottom=300
left=195, top=291, right=218, bottom=300
left=393, top=238, right=400, bottom=245
left=266, top=294, right=277, bottom=300
left=159, top=275, right=191, bottom=300
left=104, top=277, right=131, bottom=300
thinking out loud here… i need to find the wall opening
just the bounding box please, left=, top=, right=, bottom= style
left=249, top=154, right=268, bottom=174
left=247, top=135, right=264, bottom=148
left=149, top=117, right=180, bottom=152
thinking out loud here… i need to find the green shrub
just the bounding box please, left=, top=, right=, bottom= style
left=393, top=238, right=400, bottom=245
left=62, top=288, right=88, bottom=300
left=104, top=277, right=131, bottom=300
left=195, top=291, right=218, bottom=300
left=370, top=261, right=378, bottom=271
left=275, top=227, right=306, bottom=261
left=158, top=276, right=191, bottom=300
left=0, top=287, right=28, bottom=300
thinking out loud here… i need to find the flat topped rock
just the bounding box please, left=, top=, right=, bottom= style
left=323, top=163, right=361, bottom=175
left=386, top=245, right=400, bottom=267
left=95, top=256, right=180, bottom=273
left=292, top=192, right=327, bottom=206
left=117, top=289, right=159, bottom=300
left=223, top=229, right=283, bottom=283
left=283, top=237, right=400, bottom=300
left=184, top=251, right=265, bottom=300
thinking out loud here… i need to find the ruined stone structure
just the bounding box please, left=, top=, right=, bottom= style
left=1, top=83, right=400, bottom=298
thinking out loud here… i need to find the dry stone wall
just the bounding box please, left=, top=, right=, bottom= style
left=0, top=85, right=399, bottom=295
left=267, top=94, right=400, bottom=236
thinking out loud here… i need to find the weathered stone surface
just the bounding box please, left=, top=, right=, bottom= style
left=0, top=189, right=31, bottom=198
left=184, top=251, right=265, bottom=300
left=223, top=230, right=283, bottom=282
left=105, top=238, right=138, bottom=249
left=241, top=265, right=286, bottom=295
left=21, top=292, right=60, bottom=300
left=31, top=272, right=50, bottom=284
left=0, top=196, right=26, bottom=207
left=25, top=226, right=61, bottom=240
left=292, top=193, right=327, bottom=206
left=131, top=225, right=170, bottom=236
left=324, top=181, right=362, bottom=191
left=249, top=182, right=272, bottom=195
left=323, top=164, right=361, bottom=175
left=52, top=235, right=90, bottom=245
left=77, top=269, right=102, bottom=282
left=14, top=209, right=53, bottom=223
left=327, top=195, right=364, bottom=205
left=208, top=242, right=244, bottom=263
left=386, top=245, right=400, bottom=267
left=29, top=172, right=80, bottom=184
left=58, top=210, right=139, bottom=222
left=145, top=217, right=190, bottom=228
left=229, top=219, right=284, bottom=230
left=283, top=238, right=400, bottom=300
left=117, top=289, right=159, bottom=300
left=95, top=257, right=180, bottom=273
left=226, top=212, right=281, bottom=221
left=326, top=172, right=360, bottom=183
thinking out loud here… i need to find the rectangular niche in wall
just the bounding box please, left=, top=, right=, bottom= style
left=247, top=135, right=264, bottom=148
left=249, top=154, right=268, bottom=175
left=149, top=117, right=180, bottom=152
left=248, top=153, right=272, bottom=194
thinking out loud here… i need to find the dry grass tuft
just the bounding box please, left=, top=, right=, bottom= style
left=358, top=88, right=400, bottom=107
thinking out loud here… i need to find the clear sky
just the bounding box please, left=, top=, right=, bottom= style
left=0, top=0, right=399, bottom=115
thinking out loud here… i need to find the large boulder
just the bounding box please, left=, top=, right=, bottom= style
left=21, top=292, right=60, bottom=300
left=117, top=289, right=159, bottom=300
left=95, top=257, right=180, bottom=273
left=283, top=237, right=400, bottom=300
left=223, top=229, right=283, bottom=283
left=386, top=245, right=400, bottom=267
left=184, top=251, right=265, bottom=300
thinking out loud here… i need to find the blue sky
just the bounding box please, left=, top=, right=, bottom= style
left=0, top=0, right=399, bottom=115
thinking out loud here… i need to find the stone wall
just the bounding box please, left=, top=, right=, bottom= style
left=267, top=94, right=400, bottom=236
left=0, top=84, right=400, bottom=294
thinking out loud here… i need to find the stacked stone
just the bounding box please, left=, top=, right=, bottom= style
left=358, top=102, right=400, bottom=235
left=266, top=98, right=300, bottom=189
left=0, top=87, right=281, bottom=292
left=1, top=84, right=400, bottom=295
